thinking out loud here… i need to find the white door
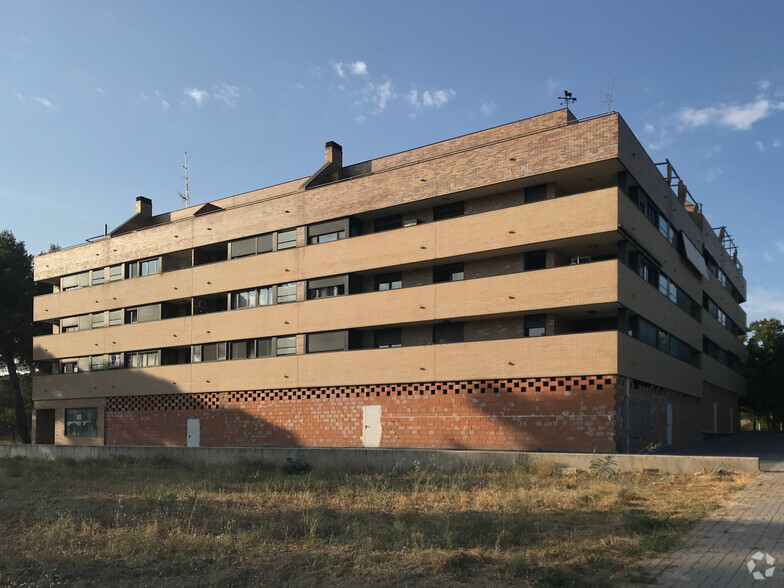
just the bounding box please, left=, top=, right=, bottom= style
left=187, top=418, right=200, bottom=447
left=666, top=404, right=673, bottom=446
left=362, top=405, right=382, bottom=448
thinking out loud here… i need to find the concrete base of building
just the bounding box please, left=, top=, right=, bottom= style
left=0, top=444, right=759, bottom=474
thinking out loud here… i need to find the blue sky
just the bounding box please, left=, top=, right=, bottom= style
left=1, top=0, right=782, bottom=322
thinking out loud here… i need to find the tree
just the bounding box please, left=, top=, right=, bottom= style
left=0, top=230, right=33, bottom=443
left=743, top=318, right=784, bottom=431
left=0, top=373, right=32, bottom=441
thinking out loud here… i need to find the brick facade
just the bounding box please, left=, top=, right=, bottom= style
left=106, top=375, right=617, bottom=452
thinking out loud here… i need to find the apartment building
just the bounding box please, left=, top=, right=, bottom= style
left=31, top=108, right=747, bottom=452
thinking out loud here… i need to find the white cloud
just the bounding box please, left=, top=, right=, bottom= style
left=333, top=60, right=368, bottom=78
left=32, top=96, right=53, bottom=108
left=756, top=140, right=766, bottom=152
left=94, top=87, right=105, bottom=95
left=407, top=87, right=455, bottom=110
left=367, top=80, right=394, bottom=113
left=214, top=84, right=240, bottom=106
left=677, top=99, right=783, bottom=131
left=644, top=123, right=655, bottom=134
left=350, top=61, right=368, bottom=76
left=759, top=80, right=771, bottom=92
left=184, top=88, right=208, bottom=105
left=774, top=139, right=781, bottom=148
left=480, top=101, right=497, bottom=116
left=355, top=114, right=366, bottom=124
left=744, top=286, right=784, bottom=323
left=775, top=240, right=784, bottom=254
left=16, top=93, right=24, bottom=101
left=763, top=251, right=773, bottom=262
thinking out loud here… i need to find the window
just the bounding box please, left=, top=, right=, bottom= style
left=109, top=265, right=123, bottom=282
left=277, top=229, right=297, bottom=250
left=258, top=286, right=274, bottom=306
left=192, top=345, right=202, bottom=363
left=108, top=354, right=123, bottom=369
left=90, top=356, right=104, bottom=371
left=195, top=343, right=228, bottom=362
left=230, top=340, right=254, bottom=360
left=91, top=269, right=105, bottom=286
left=524, top=314, right=546, bottom=337
left=61, top=317, right=79, bottom=333
left=108, top=310, right=123, bottom=326
left=524, top=184, right=547, bottom=203
left=375, top=272, right=402, bottom=291
left=433, top=322, right=464, bottom=344
left=375, top=328, right=402, bottom=348
left=433, top=201, right=464, bottom=221
left=125, top=351, right=160, bottom=368
left=230, top=236, right=257, bottom=259
left=374, top=214, right=402, bottom=232
left=126, top=263, right=138, bottom=279
left=277, top=282, right=297, bottom=303
left=276, top=336, right=296, bottom=356
left=139, top=258, right=159, bottom=276
left=232, top=289, right=258, bottom=309
left=256, top=338, right=273, bottom=357
left=62, top=271, right=89, bottom=291
left=91, top=313, right=104, bottom=329
left=126, top=309, right=138, bottom=324
left=309, top=231, right=343, bottom=244
left=60, top=360, right=79, bottom=374
left=524, top=250, right=547, bottom=271
left=64, top=408, right=98, bottom=437
left=433, top=263, right=464, bottom=283
left=308, top=284, right=344, bottom=299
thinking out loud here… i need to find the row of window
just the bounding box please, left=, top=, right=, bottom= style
left=703, top=294, right=744, bottom=337
left=56, top=184, right=556, bottom=292
left=630, top=186, right=678, bottom=248
left=629, top=252, right=695, bottom=315
left=627, top=314, right=694, bottom=364
left=703, top=337, right=742, bottom=371
left=705, top=251, right=743, bottom=303
left=61, top=257, right=161, bottom=292
left=193, top=336, right=296, bottom=362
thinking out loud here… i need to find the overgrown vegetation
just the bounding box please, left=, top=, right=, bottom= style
left=0, top=457, right=753, bottom=586
left=0, top=373, right=32, bottom=443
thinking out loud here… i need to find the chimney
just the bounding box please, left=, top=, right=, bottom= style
left=135, top=196, right=152, bottom=217
left=325, top=141, right=343, bottom=168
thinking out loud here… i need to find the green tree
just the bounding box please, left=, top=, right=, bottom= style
left=743, top=318, right=784, bottom=431
left=0, top=373, right=32, bottom=441
left=0, top=230, right=33, bottom=444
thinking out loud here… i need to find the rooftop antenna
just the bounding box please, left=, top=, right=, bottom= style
left=558, top=90, right=577, bottom=108
left=178, top=152, right=189, bottom=208
left=601, top=77, right=618, bottom=112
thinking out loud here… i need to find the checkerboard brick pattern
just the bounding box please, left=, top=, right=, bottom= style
left=105, top=375, right=617, bottom=450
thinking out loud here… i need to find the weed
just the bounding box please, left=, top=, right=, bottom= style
left=281, top=457, right=311, bottom=476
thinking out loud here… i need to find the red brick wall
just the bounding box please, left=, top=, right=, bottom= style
left=615, top=377, right=741, bottom=452
left=106, top=375, right=617, bottom=451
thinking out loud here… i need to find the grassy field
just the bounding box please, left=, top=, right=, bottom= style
left=0, top=456, right=753, bottom=587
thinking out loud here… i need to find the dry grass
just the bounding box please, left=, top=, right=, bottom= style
left=0, top=456, right=754, bottom=587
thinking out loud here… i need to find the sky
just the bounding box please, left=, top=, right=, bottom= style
left=1, top=0, right=782, bottom=323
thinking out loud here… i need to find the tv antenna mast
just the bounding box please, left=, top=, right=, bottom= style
left=558, top=90, right=577, bottom=107
left=178, top=152, right=189, bottom=208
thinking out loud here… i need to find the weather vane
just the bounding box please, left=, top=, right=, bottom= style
left=558, top=90, right=577, bottom=107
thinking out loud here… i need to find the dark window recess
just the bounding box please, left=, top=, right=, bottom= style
left=161, top=301, right=191, bottom=319
left=375, top=272, right=402, bottom=291
left=307, top=330, right=362, bottom=353
left=230, top=340, right=254, bottom=360
left=433, top=322, right=464, bottom=344
left=375, top=328, right=402, bottom=348
left=524, top=314, right=546, bottom=337
left=161, top=348, right=190, bottom=366
left=307, top=218, right=362, bottom=244
left=433, top=263, right=464, bottom=283
left=433, top=201, right=464, bottom=221
left=194, top=242, right=228, bottom=266
left=374, top=214, right=402, bottom=232
left=524, top=250, right=547, bottom=271
left=572, top=317, right=618, bottom=333
left=64, top=408, right=98, bottom=437
left=627, top=315, right=693, bottom=364
left=524, top=184, right=547, bottom=203
left=307, top=275, right=361, bottom=300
